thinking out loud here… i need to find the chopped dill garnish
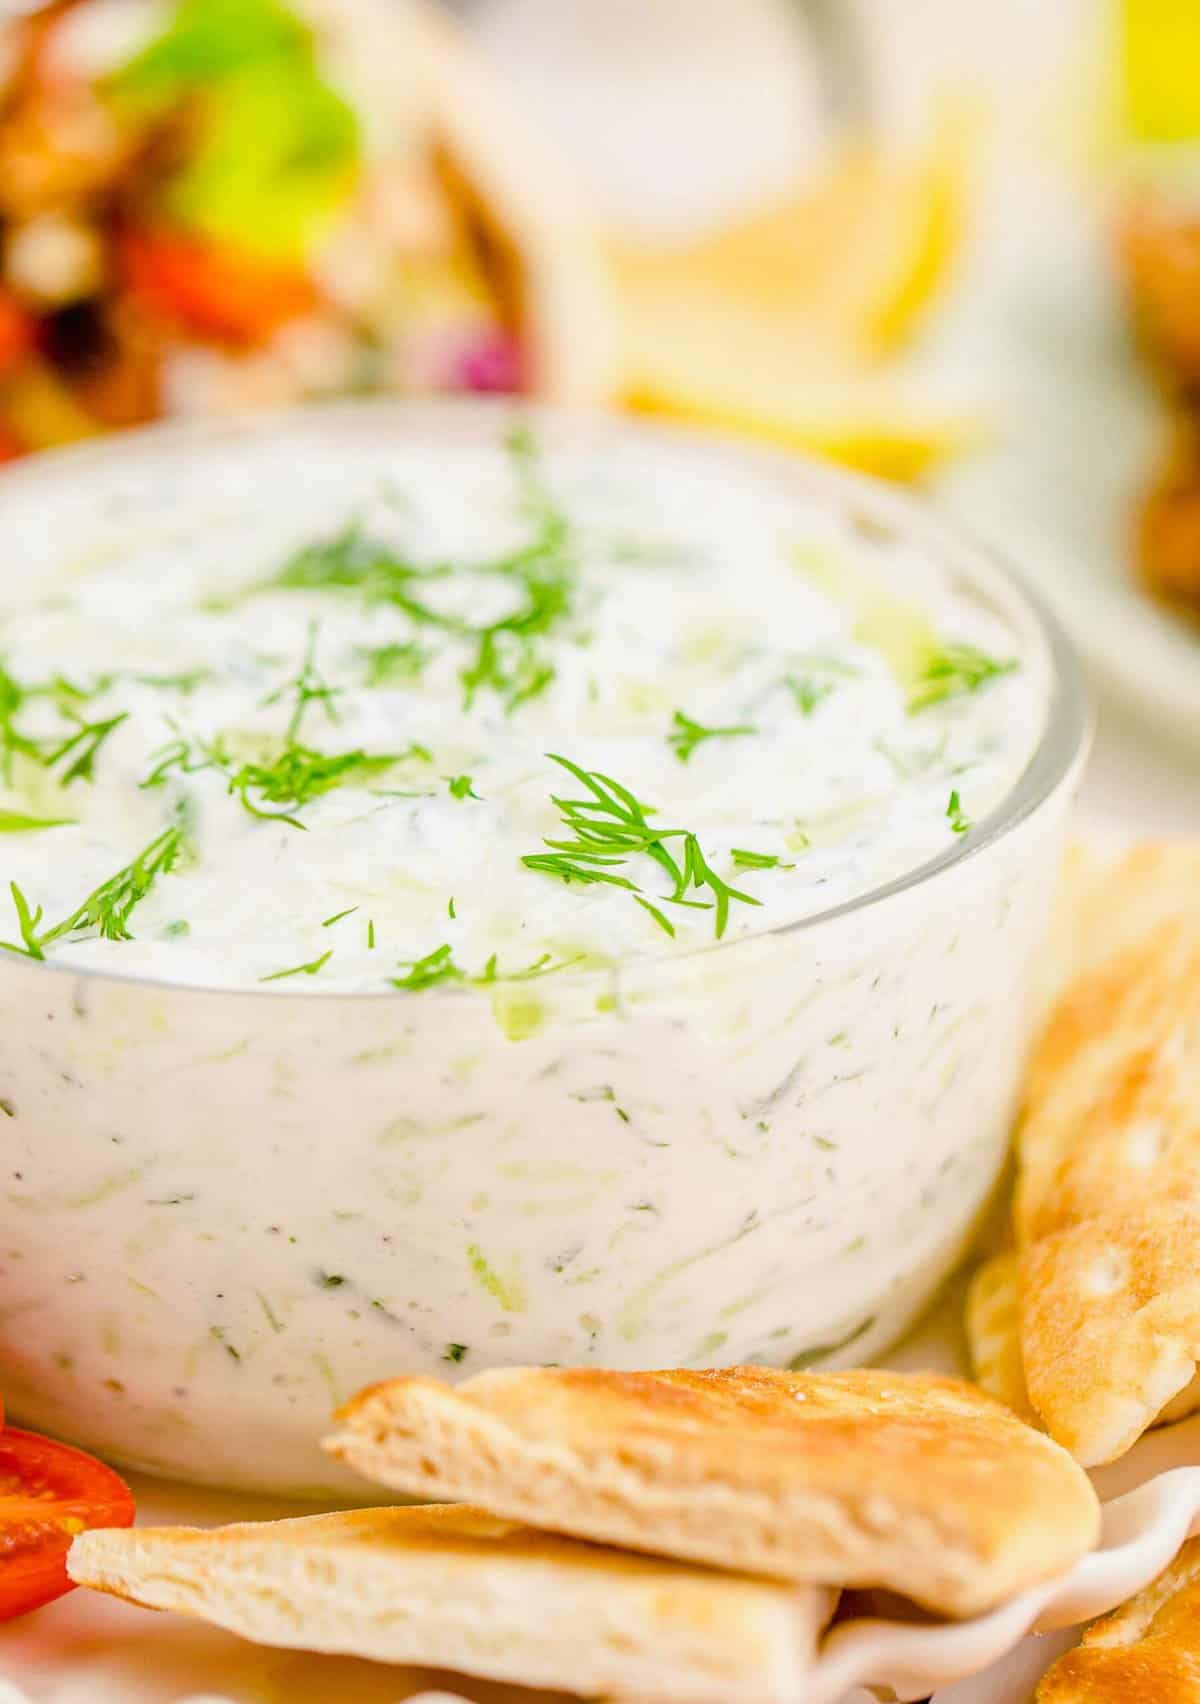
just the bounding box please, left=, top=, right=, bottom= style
left=229, top=745, right=402, bottom=830
left=259, top=949, right=334, bottom=983
left=270, top=522, right=457, bottom=628
left=946, top=789, right=971, bottom=834
left=521, top=753, right=761, bottom=940
left=1, top=825, right=184, bottom=960
left=361, top=641, right=429, bottom=686
left=132, top=669, right=211, bottom=694
left=390, top=943, right=465, bottom=992
left=263, top=622, right=341, bottom=745
left=909, top=643, right=1016, bottom=713
left=447, top=897, right=456, bottom=920
left=444, top=1342, right=468, bottom=1363
left=390, top=940, right=579, bottom=991
left=783, top=654, right=859, bottom=718
left=731, top=848, right=793, bottom=870
left=321, top=907, right=358, bottom=928
left=667, top=709, right=757, bottom=764
left=224, top=628, right=416, bottom=829
left=473, top=951, right=582, bottom=984
left=140, top=734, right=227, bottom=790
left=46, top=710, right=128, bottom=785
left=447, top=774, right=480, bottom=801
left=367, top=918, right=376, bottom=949
left=0, top=809, right=74, bottom=832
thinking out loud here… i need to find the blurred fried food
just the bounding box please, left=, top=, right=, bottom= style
left=1136, top=413, right=1200, bottom=615
left=1120, top=196, right=1200, bottom=615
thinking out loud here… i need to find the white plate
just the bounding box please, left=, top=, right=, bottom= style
left=936, top=176, right=1200, bottom=745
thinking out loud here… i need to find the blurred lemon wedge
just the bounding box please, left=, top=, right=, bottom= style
left=626, top=371, right=982, bottom=482
left=611, top=111, right=976, bottom=478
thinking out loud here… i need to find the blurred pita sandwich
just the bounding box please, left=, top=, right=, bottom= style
left=0, top=0, right=616, bottom=454
left=68, top=1504, right=827, bottom=1704
left=326, top=1363, right=1099, bottom=1618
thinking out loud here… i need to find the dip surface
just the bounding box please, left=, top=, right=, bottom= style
left=0, top=420, right=1045, bottom=991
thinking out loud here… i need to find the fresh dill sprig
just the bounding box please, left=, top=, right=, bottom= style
left=473, top=951, right=582, bottom=984
left=0, top=809, right=74, bottom=832
left=389, top=943, right=466, bottom=992
left=946, top=789, right=971, bottom=834
left=259, top=949, right=334, bottom=983
left=521, top=754, right=761, bottom=940
left=321, top=906, right=358, bottom=928
left=389, top=940, right=580, bottom=992
left=783, top=654, right=860, bottom=718
left=270, top=523, right=458, bottom=632
left=909, top=644, right=1016, bottom=713
left=229, top=746, right=403, bottom=831
left=447, top=774, right=480, bottom=801
left=245, top=433, right=575, bottom=717
left=668, top=709, right=757, bottom=764
left=225, top=629, right=418, bottom=829
left=263, top=622, right=341, bottom=745
left=361, top=642, right=429, bottom=686
left=44, top=709, right=128, bottom=786
left=140, top=733, right=229, bottom=790
left=1, top=825, right=184, bottom=960
left=731, top=848, right=793, bottom=870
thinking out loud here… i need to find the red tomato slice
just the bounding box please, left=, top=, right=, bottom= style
left=0, top=1428, right=134, bottom=1619
left=119, top=227, right=318, bottom=347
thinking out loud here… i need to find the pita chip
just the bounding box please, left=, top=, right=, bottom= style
left=326, top=1364, right=1099, bottom=1618
left=965, top=1251, right=1037, bottom=1423
left=1036, top=1536, right=1200, bottom=1702
left=1014, top=914, right=1200, bottom=1465
left=68, top=1504, right=827, bottom=1704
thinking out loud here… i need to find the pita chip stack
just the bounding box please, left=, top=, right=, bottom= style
left=965, top=843, right=1200, bottom=1466
left=325, top=1364, right=1099, bottom=1619
left=1036, top=1536, right=1200, bottom=1702
left=69, top=1504, right=827, bottom=1704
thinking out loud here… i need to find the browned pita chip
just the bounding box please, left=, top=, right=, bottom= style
left=326, top=1364, right=1099, bottom=1618
left=1036, top=1536, right=1200, bottom=1702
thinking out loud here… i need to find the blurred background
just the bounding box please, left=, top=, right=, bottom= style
left=0, top=0, right=1197, bottom=807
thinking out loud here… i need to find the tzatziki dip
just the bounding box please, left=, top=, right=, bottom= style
left=0, top=406, right=1083, bottom=1492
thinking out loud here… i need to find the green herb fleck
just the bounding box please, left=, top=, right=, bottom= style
left=444, top=1342, right=468, bottom=1363
left=390, top=942, right=465, bottom=992
left=259, top=949, right=334, bottom=983
left=322, top=906, right=358, bottom=928
left=447, top=897, right=456, bottom=920
left=367, top=918, right=376, bottom=949
left=668, top=708, right=757, bottom=763
left=46, top=711, right=128, bottom=785
left=946, top=790, right=971, bottom=835
left=909, top=643, right=1016, bottom=713
left=730, top=848, right=792, bottom=870
left=447, top=774, right=480, bottom=801
left=361, top=642, right=430, bottom=686
left=0, top=810, right=75, bottom=833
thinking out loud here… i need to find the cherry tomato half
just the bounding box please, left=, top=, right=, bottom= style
left=0, top=1427, right=134, bottom=1619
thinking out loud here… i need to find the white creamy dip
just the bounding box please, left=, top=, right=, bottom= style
left=0, top=408, right=1082, bottom=1493
left=0, top=419, right=1042, bottom=990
